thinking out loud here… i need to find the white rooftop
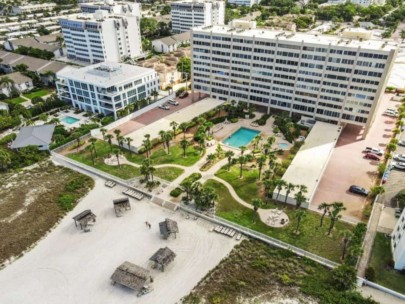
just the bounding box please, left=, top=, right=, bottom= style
left=57, top=62, right=155, bottom=87
left=276, top=122, right=342, bottom=207
left=193, top=25, right=398, bottom=52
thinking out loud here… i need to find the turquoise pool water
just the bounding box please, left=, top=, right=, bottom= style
left=61, top=116, right=79, bottom=124
left=223, top=127, right=260, bottom=148
left=279, top=143, right=289, bottom=150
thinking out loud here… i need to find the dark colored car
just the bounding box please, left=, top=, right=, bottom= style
left=349, top=185, right=369, bottom=196
left=179, top=91, right=189, bottom=98
left=364, top=153, right=381, bottom=161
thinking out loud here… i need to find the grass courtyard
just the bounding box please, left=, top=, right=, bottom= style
left=6, top=96, right=26, bottom=105
left=368, top=232, right=405, bottom=294
left=23, top=88, right=53, bottom=100
left=205, top=179, right=354, bottom=262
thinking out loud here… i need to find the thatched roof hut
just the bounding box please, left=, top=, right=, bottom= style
left=72, top=209, right=96, bottom=230
left=149, top=247, right=176, bottom=272
left=111, top=261, right=152, bottom=291
left=113, top=197, right=131, bottom=217
left=159, top=218, right=179, bottom=239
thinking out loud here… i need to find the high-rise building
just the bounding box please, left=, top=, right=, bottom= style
left=392, top=210, right=405, bottom=270
left=56, top=62, right=159, bottom=118
left=191, top=24, right=397, bottom=134
left=60, top=10, right=142, bottom=64
left=80, top=0, right=141, bottom=17
left=327, top=0, right=385, bottom=6
left=227, top=0, right=260, bottom=7
left=171, top=0, right=225, bottom=33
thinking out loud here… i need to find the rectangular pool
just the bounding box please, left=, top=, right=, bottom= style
left=222, top=127, right=260, bottom=148
left=61, top=116, right=79, bottom=125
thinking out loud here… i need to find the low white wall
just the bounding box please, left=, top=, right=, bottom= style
left=91, top=92, right=175, bottom=136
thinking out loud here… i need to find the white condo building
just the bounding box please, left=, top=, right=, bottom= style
left=60, top=10, right=142, bottom=64
left=80, top=0, right=141, bottom=17
left=228, top=0, right=260, bottom=7
left=327, top=0, right=385, bottom=6
left=392, top=210, right=405, bottom=270
left=191, top=24, right=397, bottom=133
left=12, top=3, right=57, bottom=15
left=171, top=0, right=225, bottom=33
left=56, top=62, right=159, bottom=119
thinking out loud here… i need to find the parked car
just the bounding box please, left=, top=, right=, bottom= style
left=363, top=147, right=384, bottom=156
left=384, top=112, right=398, bottom=118
left=394, top=154, right=405, bottom=162
left=392, top=162, right=405, bottom=170
left=179, top=91, right=189, bottom=98
left=349, top=185, right=369, bottom=196
left=364, top=153, right=381, bottom=161
left=159, top=104, right=170, bottom=110
left=399, top=140, right=405, bottom=147
left=395, top=208, right=403, bottom=218
left=168, top=99, right=179, bottom=106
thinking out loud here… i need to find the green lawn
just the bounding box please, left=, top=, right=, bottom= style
left=369, top=232, right=405, bottom=294
left=206, top=179, right=354, bottom=262
left=126, top=145, right=202, bottom=167
left=6, top=96, right=26, bottom=105
left=215, top=165, right=262, bottom=204
left=154, top=166, right=184, bottom=182
left=23, top=89, right=53, bottom=100
left=68, top=142, right=140, bottom=180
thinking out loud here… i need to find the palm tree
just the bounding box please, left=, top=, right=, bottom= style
left=105, top=134, right=113, bottom=152
left=125, top=137, right=133, bottom=153
left=180, top=139, right=189, bottom=157
left=293, top=192, right=304, bottom=209
left=86, top=145, right=96, bottom=165
left=143, top=134, right=152, bottom=158
left=275, top=179, right=287, bottom=201
left=49, top=118, right=60, bottom=125
left=151, top=90, right=159, bottom=102
left=252, top=198, right=263, bottom=222
left=370, top=185, right=385, bottom=198
left=159, top=130, right=166, bottom=149
left=113, top=129, right=121, bottom=142
left=100, top=128, right=107, bottom=141
left=89, top=138, right=98, bottom=157
left=140, top=158, right=152, bottom=182
left=170, top=121, right=178, bottom=139
left=340, top=230, right=353, bottom=260
left=225, top=150, right=234, bottom=171
left=328, top=202, right=347, bottom=236
left=164, top=131, right=173, bottom=154
left=179, top=122, right=189, bottom=140
left=238, top=155, right=246, bottom=178
left=284, top=183, right=295, bottom=207
left=256, top=154, right=267, bottom=180
left=207, top=153, right=216, bottom=163
left=295, top=209, right=307, bottom=234
left=318, top=202, right=330, bottom=228
left=113, top=148, right=122, bottom=168
left=253, top=134, right=262, bottom=151
left=72, top=132, right=81, bottom=152
left=0, top=149, right=11, bottom=171
left=240, top=146, right=247, bottom=156
left=0, top=76, right=14, bottom=91
left=267, top=135, right=276, bottom=147
left=118, top=135, right=125, bottom=149
left=197, top=136, right=206, bottom=154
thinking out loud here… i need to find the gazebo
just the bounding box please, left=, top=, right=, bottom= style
left=113, top=197, right=131, bottom=217
left=72, top=209, right=96, bottom=231
left=149, top=247, right=176, bottom=272
left=111, top=261, right=153, bottom=292
left=159, top=218, right=179, bottom=240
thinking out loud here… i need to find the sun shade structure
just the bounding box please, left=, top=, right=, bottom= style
left=113, top=197, right=131, bottom=217
left=149, top=247, right=176, bottom=272
left=111, top=261, right=152, bottom=291
left=159, top=218, right=179, bottom=239
left=72, top=209, right=96, bottom=230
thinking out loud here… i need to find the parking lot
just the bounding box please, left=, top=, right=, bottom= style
left=311, top=93, right=400, bottom=221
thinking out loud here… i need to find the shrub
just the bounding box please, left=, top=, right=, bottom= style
left=209, top=116, right=227, bottom=124
left=0, top=133, right=16, bottom=145
left=101, top=116, right=114, bottom=126
left=170, top=187, right=183, bottom=197
left=330, top=265, right=357, bottom=291
left=365, top=267, right=375, bottom=281
left=395, top=190, right=405, bottom=209
left=181, top=172, right=202, bottom=186
left=254, top=114, right=270, bottom=126
left=58, top=193, right=76, bottom=211
left=230, top=118, right=239, bottom=123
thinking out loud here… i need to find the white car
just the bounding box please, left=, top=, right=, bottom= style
left=384, top=111, right=398, bottom=118
left=364, top=147, right=384, bottom=156
left=168, top=99, right=179, bottom=106
left=159, top=104, right=170, bottom=110
left=394, top=154, right=405, bottom=162
left=398, top=140, right=405, bottom=147
left=392, top=161, right=405, bottom=170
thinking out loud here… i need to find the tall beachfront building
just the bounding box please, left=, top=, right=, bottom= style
left=60, top=10, right=142, bottom=64
left=392, top=210, right=405, bottom=270
left=171, top=0, right=225, bottom=33
left=80, top=0, right=141, bottom=17
left=191, top=23, right=397, bottom=134
left=228, top=0, right=260, bottom=7
left=56, top=62, right=159, bottom=119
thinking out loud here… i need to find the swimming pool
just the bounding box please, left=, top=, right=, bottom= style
left=222, top=127, right=260, bottom=148
left=279, top=143, right=289, bottom=150
left=61, top=115, right=79, bottom=125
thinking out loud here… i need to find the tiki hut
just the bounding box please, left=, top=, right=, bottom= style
left=72, top=209, right=96, bottom=231
left=111, top=261, right=152, bottom=291
left=113, top=197, right=131, bottom=217
left=159, top=218, right=179, bottom=239
left=149, top=247, right=176, bottom=272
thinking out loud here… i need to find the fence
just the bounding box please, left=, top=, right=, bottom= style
left=52, top=133, right=92, bottom=153
left=91, top=92, right=175, bottom=136
left=178, top=205, right=339, bottom=269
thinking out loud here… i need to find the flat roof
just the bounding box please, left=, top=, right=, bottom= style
left=277, top=122, right=342, bottom=207
left=57, top=62, right=155, bottom=87
left=124, top=98, right=224, bottom=148
left=193, top=25, right=398, bottom=52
